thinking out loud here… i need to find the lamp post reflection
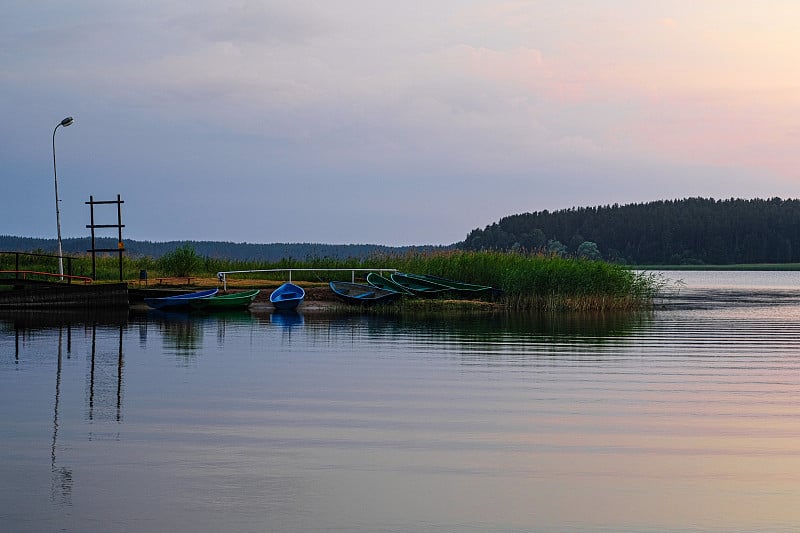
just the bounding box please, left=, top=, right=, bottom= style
left=51, top=326, right=73, bottom=506
left=9, top=314, right=126, bottom=508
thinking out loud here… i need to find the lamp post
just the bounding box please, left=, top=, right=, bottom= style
left=52, top=116, right=74, bottom=278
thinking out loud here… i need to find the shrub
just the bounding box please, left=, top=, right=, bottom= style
left=157, top=243, right=201, bottom=277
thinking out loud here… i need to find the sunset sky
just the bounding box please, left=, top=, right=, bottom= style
left=3, top=1, right=800, bottom=245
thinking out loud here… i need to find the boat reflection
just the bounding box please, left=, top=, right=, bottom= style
left=270, top=310, right=305, bottom=328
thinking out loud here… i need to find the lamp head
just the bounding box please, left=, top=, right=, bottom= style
left=60, top=117, right=74, bottom=127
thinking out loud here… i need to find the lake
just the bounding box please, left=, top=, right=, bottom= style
left=2, top=270, right=800, bottom=532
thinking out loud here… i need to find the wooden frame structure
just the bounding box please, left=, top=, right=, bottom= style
left=86, top=195, right=125, bottom=281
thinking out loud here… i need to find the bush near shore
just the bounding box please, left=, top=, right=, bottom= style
left=2, top=248, right=661, bottom=311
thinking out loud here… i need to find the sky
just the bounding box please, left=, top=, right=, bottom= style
left=3, top=1, right=800, bottom=246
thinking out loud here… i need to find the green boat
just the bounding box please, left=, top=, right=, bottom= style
left=403, top=273, right=502, bottom=297
left=389, top=273, right=451, bottom=297
left=366, top=272, right=413, bottom=295
left=189, top=289, right=260, bottom=311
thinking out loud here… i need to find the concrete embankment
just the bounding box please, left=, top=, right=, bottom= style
left=0, top=282, right=129, bottom=309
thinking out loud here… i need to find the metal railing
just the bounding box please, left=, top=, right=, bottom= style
left=0, top=251, right=83, bottom=284
left=0, top=270, right=92, bottom=284
left=216, top=268, right=398, bottom=291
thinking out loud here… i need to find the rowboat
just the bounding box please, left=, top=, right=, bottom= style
left=143, top=288, right=219, bottom=310
left=389, top=273, right=451, bottom=297
left=366, top=272, right=413, bottom=295
left=329, top=281, right=402, bottom=305
left=189, top=289, right=260, bottom=311
left=402, top=273, right=502, bottom=297
left=269, top=282, right=305, bottom=310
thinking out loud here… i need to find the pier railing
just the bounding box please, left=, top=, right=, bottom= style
left=216, top=268, right=398, bottom=291
left=0, top=251, right=85, bottom=284
left=0, top=270, right=92, bottom=284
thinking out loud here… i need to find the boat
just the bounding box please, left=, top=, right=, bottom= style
left=189, top=289, right=260, bottom=311
left=143, top=288, right=219, bottom=310
left=269, top=282, right=305, bottom=310
left=389, top=273, right=451, bottom=297
left=329, top=281, right=402, bottom=305
left=366, top=272, right=414, bottom=295
left=402, top=273, right=502, bottom=297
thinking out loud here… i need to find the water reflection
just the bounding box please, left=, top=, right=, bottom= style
left=5, top=276, right=800, bottom=532
left=656, top=269, right=800, bottom=310
left=135, top=309, right=257, bottom=356
left=7, top=317, right=127, bottom=510
left=146, top=310, right=204, bottom=356
left=50, top=326, right=72, bottom=507
left=0, top=306, right=129, bottom=329
left=300, top=310, right=654, bottom=351
left=270, top=310, right=305, bottom=329
left=87, top=324, right=124, bottom=422
left=396, top=310, right=652, bottom=339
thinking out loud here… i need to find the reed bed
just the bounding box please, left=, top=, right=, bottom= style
left=380, top=250, right=660, bottom=311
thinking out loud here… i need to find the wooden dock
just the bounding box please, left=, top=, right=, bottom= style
left=0, top=281, right=129, bottom=309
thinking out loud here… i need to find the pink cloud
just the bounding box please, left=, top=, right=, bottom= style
left=631, top=91, right=800, bottom=180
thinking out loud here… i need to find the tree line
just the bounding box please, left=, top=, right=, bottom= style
left=0, top=236, right=448, bottom=261
left=8, top=197, right=800, bottom=265
left=459, top=197, right=800, bottom=265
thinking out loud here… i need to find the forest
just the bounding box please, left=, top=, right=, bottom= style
left=6, top=197, right=800, bottom=266
left=460, top=197, right=800, bottom=265
left=0, top=236, right=445, bottom=261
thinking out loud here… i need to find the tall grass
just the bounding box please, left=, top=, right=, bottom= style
left=378, top=250, right=660, bottom=311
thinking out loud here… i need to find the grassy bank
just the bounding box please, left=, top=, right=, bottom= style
left=1, top=250, right=661, bottom=311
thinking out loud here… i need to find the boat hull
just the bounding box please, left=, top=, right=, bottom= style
left=366, top=272, right=413, bottom=295
left=189, top=289, right=260, bottom=311
left=389, top=273, right=450, bottom=297
left=144, top=288, right=219, bottom=310
left=270, top=283, right=305, bottom=310
left=402, top=273, right=501, bottom=297
left=329, top=281, right=401, bottom=305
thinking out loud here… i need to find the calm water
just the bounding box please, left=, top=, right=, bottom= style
left=3, top=271, right=800, bottom=532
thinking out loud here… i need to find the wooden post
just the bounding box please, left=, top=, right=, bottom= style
left=117, top=194, right=123, bottom=282
left=89, top=195, right=96, bottom=280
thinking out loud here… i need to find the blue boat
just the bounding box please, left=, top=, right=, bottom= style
left=143, top=288, right=219, bottom=310
left=269, top=282, right=305, bottom=310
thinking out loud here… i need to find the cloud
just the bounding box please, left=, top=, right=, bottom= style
left=167, top=2, right=331, bottom=46
left=6, top=1, right=800, bottom=245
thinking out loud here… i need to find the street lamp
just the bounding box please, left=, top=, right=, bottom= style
left=52, top=116, right=74, bottom=278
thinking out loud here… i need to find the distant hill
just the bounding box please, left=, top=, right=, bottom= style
left=0, top=236, right=449, bottom=261
left=460, top=197, right=800, bottom=265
